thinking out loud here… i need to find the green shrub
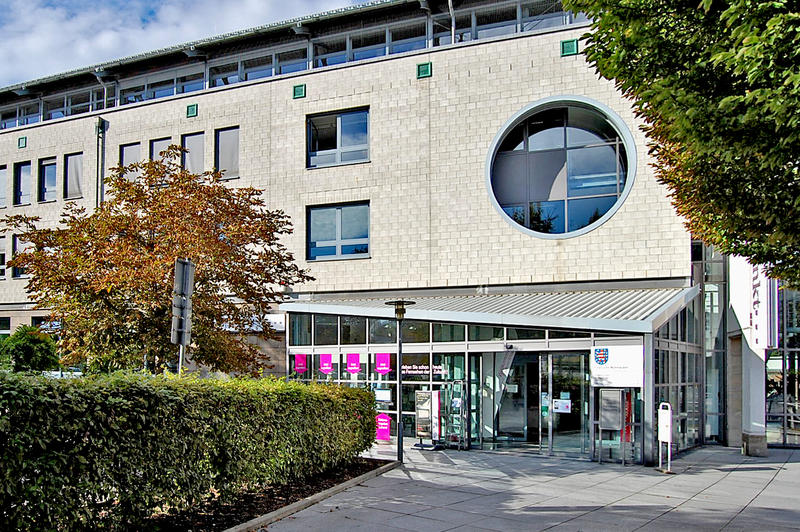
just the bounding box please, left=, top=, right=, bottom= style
left=0, top=325, right=59, bottom=372
left=0, top=372, right=376, bottom=529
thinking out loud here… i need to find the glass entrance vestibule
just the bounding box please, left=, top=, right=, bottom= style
left=474, top=351, right=590, bottom=455
left=284, top=303, right=702, bottom=465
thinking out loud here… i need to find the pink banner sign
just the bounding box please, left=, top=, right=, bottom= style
left=375, top=352, right=392, bottom=375
left=319, top=353, right=333, bottom=375
left=346, top=353, right=361, bottom=374
left=294, top=354, right=307, bottom=374
left=376, top=413, right=392, bottom=441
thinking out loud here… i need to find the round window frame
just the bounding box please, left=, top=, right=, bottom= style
left=485, top=96, right=638, bottom=240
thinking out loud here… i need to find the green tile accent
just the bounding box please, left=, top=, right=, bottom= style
left=17, top=137, right=26, bottom=149
left=293, top=84, right=306, bottom=99
left=416, top=62, right=433, bottom=79
left=186, top=104, right=198, bottom=118
left=560, top=39, right=579, bottom=57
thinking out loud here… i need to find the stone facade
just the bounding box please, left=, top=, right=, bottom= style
left=0, top=25, right=690, bottom=325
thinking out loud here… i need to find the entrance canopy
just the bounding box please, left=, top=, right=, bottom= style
left=280, top=285, right=699, bottom=334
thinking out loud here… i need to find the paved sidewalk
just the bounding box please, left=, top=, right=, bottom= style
left=267, top=445, right=799, bottom=531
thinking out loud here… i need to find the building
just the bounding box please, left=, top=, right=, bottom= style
left=0, top=0, right=792, bottom=464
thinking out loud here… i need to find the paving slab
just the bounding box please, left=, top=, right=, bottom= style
left=264, top=446, right=798, bottom=531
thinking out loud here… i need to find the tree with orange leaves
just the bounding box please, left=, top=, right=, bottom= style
left=4, top=146, right=311, bottom=373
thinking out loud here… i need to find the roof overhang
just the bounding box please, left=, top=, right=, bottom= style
left=279, top=285, right=700, bottom=334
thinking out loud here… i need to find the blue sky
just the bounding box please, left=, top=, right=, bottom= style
left=0, top=0, right=368, bottom=88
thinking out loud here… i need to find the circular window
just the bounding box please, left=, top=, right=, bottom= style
left=487, top=97, right=636, bottom=238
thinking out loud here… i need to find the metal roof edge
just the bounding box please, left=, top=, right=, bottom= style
left=1, top=0, right=410, bottom=93
left=278, top=301, right=653, bottom=333
left=645, top=285, right=701, bottom=333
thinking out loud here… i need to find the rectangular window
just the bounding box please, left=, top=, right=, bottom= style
left=38, top=158, right=57, bottom=202
left=150, top=137, right=171, bottom=160
left=64, top=153, right=83, bottom=199
left=243, top=56, right=272, bottom=81
left=307, top=109, right=369, bottom=168
left=0, top=236, right=5, bottom=278
left=210, top=63, right=239, bottom=86
left=177, top=72, right=204, bottom=93
left=181, top=132, right=204, bottom=173
left=12, top=235, right=30, bottom=278
left=120, top=143, right=141, bottom=181
left=214, top=127, right=239, bottom=179
left=307, top=202, right=369, bottom=260
left=13, top=162, right=31, bottom=205
left=0, top=317, right=9, bottom=339
left=0, top=165, right=6, bottom=207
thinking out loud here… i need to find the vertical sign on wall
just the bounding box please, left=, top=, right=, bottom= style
left=319, top=353, right=333, bottom=374
left=375, top=352, right=391, bottom=375
left=346, top=353, right=361, bottom=374
left=294, top=354, right=308, bottom=374
left=376, top=413, right=392, bottom=441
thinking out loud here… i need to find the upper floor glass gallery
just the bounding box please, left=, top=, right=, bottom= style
left=0, top=1, right=586, bottom=131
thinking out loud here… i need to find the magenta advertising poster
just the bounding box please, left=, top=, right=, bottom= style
left=375, top=352, right=391, bottom=375
left=294, top=354, right=307, bottom=374
left=319, top=353, right=333, bottom=374
left=376, top=413, right=391, bottom=441
left=346, top=353, right=361, bottom=374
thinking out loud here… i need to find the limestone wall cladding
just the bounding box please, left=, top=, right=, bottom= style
left=0, top=27, right=690, bottom=306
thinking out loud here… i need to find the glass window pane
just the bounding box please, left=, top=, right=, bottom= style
left=150, top=137, right=171, bottom=160
left=528, top=109, right=564, bottom=151
left=370, top=318, right=397, bottom=344
left=501, top=205, right=525, bottom=226
left=432, top=353, right=466, bottom=381
left=549, top=329, right=590, bottom=339
left=401, top=320, right=430, bottom=343
left=340, top=315, right=367, bottom=344
left=507, top=327, right=545, bottom=340
left=38, top=158, right=56, bottom=202
left=567, top=145, right=620, bottom=197
left=340, top=111, right=368, bottom=147
left=567, top=106, right=618, bottom=147
left=567, top=196, right=616, bottom=231
left=0, top=166, right=6, bottom=207
left=468, top=325, right=503, bottom=341
left=243, top=55, right=273, bottom=80
left=314, top=315, right=338, bottom=345
left=529, top=150, right=567, bottom=201
left=341, top=243, right=369, bottom=255
left=178, top=72, right=204, bottom=93
left=499, top=123, right=525, bottom=152
left=289, top=314, right=312, bottom=346
left=310, top=245, right=336, bottom=259
left=215, top=127, right=239, bottom=178
left=309, top=114, right=337, bottom=152
left=210, top=63, right=239, bottom=86
left=64, top=153, right=82, bottom=198
left=120, top=143, right=141, bottom=181
left=401, top=353, right=430, bottom=381
left=433, top=323, right=465, bottom=342
left=181, top=133, right=204, bottom=173
left=14, top=162, right=31, bottom=205
left=530, top=201, right=565, bottom=233
left=309, top=207, right=336, bottom=242
left=340, top=204, right=369, bottom=239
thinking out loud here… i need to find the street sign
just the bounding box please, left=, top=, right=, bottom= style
left=170, top=258, right=196, bottom=347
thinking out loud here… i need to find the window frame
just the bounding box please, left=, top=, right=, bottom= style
left=306, top=201, right=370, bottom=262
left=214, top=126, right=240, bottom=180
left=485, top=96, right=637, bottom=240
left=63, top=152, right=83, bottom=199
left=306, top=108, right=370, bottom=169
left=12, top=161, right=32, bottom=206
left=11, top=235, right=30, bottom=278
left=37, top=157, right=57, bottom=203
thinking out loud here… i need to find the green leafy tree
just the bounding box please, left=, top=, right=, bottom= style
left=4, top=146, right=311, bottom=373
left=0, top=325, right=59, bottom=372
left=563, top=0, right=800, bottom=285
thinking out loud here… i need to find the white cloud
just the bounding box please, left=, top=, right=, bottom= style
left=0, top=0, right=367, bottom=87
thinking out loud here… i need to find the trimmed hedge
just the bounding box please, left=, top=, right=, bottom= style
left=0, top=372, right=376, bottom=529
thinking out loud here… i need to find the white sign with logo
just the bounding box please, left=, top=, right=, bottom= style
left=590, top=345, right=644, bottom=387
